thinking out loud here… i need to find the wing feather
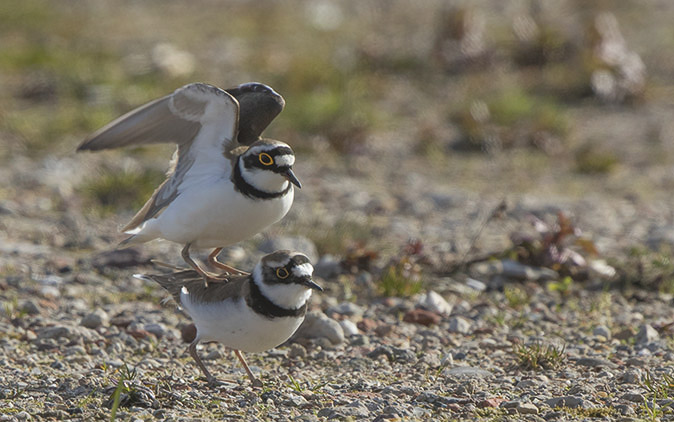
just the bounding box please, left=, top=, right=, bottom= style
left=79, top=83, right=240, bottom=231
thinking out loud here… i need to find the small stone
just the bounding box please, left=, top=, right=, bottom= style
left=625, top=357, right=646, bottom=367
left=339, top=320, right=359, bottom=337
left=465, top=278, right=487, bottom=292
left=37, top=325, right=74, bottom=341
left=293, top=312, right=344, bottom=345
left=350, top=334, right=369, bottom=346
left=91, top=248, right=150, bottom=269
left=575, top=357, right=617, bottom=369
left=614, top=327, right=635, bottom=340
left=417, top=291, right=453, bottom=315
left=620, top=370, right=642, bottom=384
left=328, top=302, right=364, bottom=318
left=80, top=309, right=109, bottom=329
left=544, top=396, right=586, bottom=409
left=403, top=309, right=442, bottom=326
left=517, top=403, right=539, bottom=414
left=357, top=318, right=378, bottom=332
left=444, top=366, right=493, bottom=378
left=203, top=350, right=221, bottom=361
left=127, top=329, right=151, bottom=340
left=106, top=359, right=125, bottom=368
left=143, top=323, right=167, bottom=339
left=19, top=300, right=41, bottom=315
left=15, top=411, right=31, bottom=421
left=621, top=392, right=645, bottom=403
left=635, top=324, right=659, bottom=345
left=478, top=398, right=504, bottom=408
left=288, top=343, right=307, bottom=359
left=593, top=325, right=611, bottom=339
left=588, top=260, right=616, bottom=279
left=448, top=316, right=471, bottom=334
left=314, top=255, right=342, bottom=279
left=40, top=285, right=60, bottom=299
left=375, top=324, right=395, bottom=337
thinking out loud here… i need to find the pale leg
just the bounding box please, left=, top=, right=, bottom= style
left=188, top=341, right=215, bottom=385
left=208, top=248, right=249, bottom=275
left=234, top=350, right=262, bottom=387
left=181, top=243, right=223, bottom=287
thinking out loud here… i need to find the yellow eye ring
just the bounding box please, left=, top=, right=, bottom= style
left=259, top=152, right=274, bottom=166
left=276, top=268, right=289, bottom=279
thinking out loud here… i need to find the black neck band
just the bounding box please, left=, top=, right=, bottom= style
left=232, top=159, right=291, bottom=200
left=246, top=278, right=306, bottom=318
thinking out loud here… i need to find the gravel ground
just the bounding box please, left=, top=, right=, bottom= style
left=1, top=143, right=674, bottom=422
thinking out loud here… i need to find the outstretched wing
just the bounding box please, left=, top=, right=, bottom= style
left=226, top=82, right=285, bottom=145
left=78, top=83, right=240, bottom=231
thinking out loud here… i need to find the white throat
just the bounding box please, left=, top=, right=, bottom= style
left=252, top=264, right=312, bottom=310
left=240, top=164, right=290, bottom=194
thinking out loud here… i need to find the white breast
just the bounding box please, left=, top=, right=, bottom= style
left=179, top=290, right=305, bottom=353
left=152, top=177, right=294, bottom=248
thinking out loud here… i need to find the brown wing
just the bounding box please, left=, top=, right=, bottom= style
left=225, top=82, right=285, bottom=145
left=139, top=270, right=250, bottom=305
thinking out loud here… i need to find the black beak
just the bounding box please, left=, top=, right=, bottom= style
left=303, top=277, right=323, bottom=291
left=282, top=168, right=302, bottom=189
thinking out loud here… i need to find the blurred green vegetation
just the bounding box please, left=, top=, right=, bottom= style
left=2, top=0, right=671, bottom=161
left=1, top=0, right=673, bottom=242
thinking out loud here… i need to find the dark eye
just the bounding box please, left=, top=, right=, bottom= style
left=259, top=152, right=274, bottom=166
left=276, top=267, right=289, bottom=279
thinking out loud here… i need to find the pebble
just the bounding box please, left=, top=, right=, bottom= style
left=444, top=366, right=493, bottom=378
left=448, top=316, right=471, bottom=334
left=314, top=255, right=342, bottom=279
left=367, top=346, right=416, bottom=363
left=544, top=396, right=587, bottom=409
left=575, top=357, right=617, bottom=369
left=621, top=392, right=645, bottom=403
left=339, top=319, right=359, bottom=337
left=91, top=248, right=150, bottom=269
left=15, top=411, right=30, bottom=421
left=327, top=302, right=364, bottom=318
left=516, top=403, right=539, bottom=414
left=635, top=324, right=659, bottom=345
left=470, top=259, right=558, bottom=282
left=288, top=343, right=307, bottom=359
left=465, top=278, right=487, bottom=292
left=417, top=291, right=453, bottom=315
left=19, top=300, right=41, bottom=315
left=293, top=312, right=344, bottom=345
left=403, top=309, right=442, bottom=326
left=592, top=325, right=611, bottom=339
left=80, top=309, right=109, bottom=329
left=143, top=323, right=167, bottom=339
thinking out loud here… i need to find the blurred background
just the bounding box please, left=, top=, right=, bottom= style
left=1, top=0, right=674, bottom=290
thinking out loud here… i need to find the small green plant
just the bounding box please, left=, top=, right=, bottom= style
left=378, top=258, right=423, bottom=297
left=504, top=286, right=530, bottom=310
left=287, top=373, right=304, bottom=393
left=547, top=276, right=573, bottom=296
left=616, top=246, right=674, bottom=293
left=108, top=364, right=138, bottom=422
left=574, top=143, right=619, bottom=174
left=641, top=371, right=674, bottom=421
left=514, top=341, right=566, bottom=371
left=555, top=406, right=614, bottom=418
